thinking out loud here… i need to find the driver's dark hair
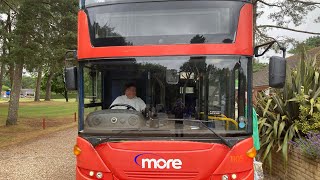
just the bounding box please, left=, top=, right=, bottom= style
left=124, top=82, right=136, bottom=91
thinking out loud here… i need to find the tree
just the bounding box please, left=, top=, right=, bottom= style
left=254, top=0, right=320, bottom=46
left=21, top=76, right=35, bottom=89
left=42, top=0, right=77, bottom=101
left=289, top=36, right=320, bottom=54
left=0, top=1, right=15, bottom=95
left=5, top=0, right=39, bottom=125
left=41, top=71, right=68, bottom=102
left=0, top=63, right=5, bottom=93
left=34, top=66, right=42, bottom=101
left=253, top=59, right=267, bottom=73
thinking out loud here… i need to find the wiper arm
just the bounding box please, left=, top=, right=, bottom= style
left=197, top=120, right=232, bottom=148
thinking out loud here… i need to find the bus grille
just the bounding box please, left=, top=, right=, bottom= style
left=124, top=171, right=198, bottom=179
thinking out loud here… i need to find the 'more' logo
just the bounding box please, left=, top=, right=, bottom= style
left=134, top=153, right=182, bottom=169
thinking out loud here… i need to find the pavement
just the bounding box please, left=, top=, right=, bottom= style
left=0, top=127, right=77, bottom=180
left=0, top=126, right=276, bottom=180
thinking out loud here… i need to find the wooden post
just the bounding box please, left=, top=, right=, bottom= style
left=42, top=118, right=46, bottom=129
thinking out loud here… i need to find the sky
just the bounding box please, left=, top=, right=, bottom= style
left=256, top=4, right=320, bottom=63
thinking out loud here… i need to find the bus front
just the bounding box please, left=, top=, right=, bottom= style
left=74, top=0, right=255, bottom=179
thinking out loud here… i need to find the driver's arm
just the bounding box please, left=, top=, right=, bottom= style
left=110, top=96, right=122, bottom=108
left=137, top=98, right=146, bottom=112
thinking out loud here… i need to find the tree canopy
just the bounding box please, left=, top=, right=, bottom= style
left=0, top=0, right=77, bottom=125
left=289, top=36, right=320, bottom=54
left=254, top=0, right=320, bottom=46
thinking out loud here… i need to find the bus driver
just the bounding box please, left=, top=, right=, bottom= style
left=110, top=83, right=146, bottom=112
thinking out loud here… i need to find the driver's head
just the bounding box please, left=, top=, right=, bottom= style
left=124, top=83, right=136, bottom=99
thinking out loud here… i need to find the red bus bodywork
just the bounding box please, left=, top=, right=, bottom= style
left=76, top=3, right=254, bottom=180
left=77, top=4, right=253, bottom=59
left=76, top=137, right=254, bottom=180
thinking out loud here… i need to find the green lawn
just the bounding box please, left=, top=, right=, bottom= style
left=0, top=99, right=78, bottom=148
left=0, top=99, right=78, bottom=125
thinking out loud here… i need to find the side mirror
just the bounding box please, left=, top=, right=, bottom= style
left=269, top=56, right=286, bottom=88
left=65, top=67, right=78, bottom=90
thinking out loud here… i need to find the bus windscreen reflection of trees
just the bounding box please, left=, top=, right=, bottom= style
left=93, top=22, right=133, bottom=46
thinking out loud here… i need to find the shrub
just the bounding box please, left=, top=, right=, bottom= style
left=290, top=132, right=320, bottom=159
left=256, top=50, right=320, bottom=168
left=297, top=103, right=320, bottom=133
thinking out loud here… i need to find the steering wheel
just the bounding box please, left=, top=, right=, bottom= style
left=109, top=104, right=137, bottom=111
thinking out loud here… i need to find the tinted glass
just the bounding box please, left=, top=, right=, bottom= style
left=86, top=1, right=244, bottom=46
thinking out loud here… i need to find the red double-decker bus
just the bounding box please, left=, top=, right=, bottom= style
left=65, top=0, right=286, bottom=179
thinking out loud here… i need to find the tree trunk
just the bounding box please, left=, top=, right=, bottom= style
left=45, top=71, right=55, bottom=101
left=8, top=64, right=14, bottom=88
left=34, top=67, right=43, bottom=101
left=0, top=63, right=5, bottom=94
left=64, top=90, right=69, bottom=102
left=6, top=63, right=24, bottom=126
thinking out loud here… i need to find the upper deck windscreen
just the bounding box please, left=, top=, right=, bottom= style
left=85, top=1, right=244, bottom=47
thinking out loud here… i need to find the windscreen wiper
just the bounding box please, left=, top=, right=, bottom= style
left=167, top=119, right=232, bottom=148
left=196, top=120, right=232, bottom=148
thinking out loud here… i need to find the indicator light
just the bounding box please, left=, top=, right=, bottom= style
left=246, top=147, right=257, bottom=158
left=73, top=145, right=81, bottom=156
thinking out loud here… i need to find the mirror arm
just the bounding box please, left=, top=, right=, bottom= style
left=255, top=41, right=275, bottom=57
left=280, top=47, right=286, bottom=58
left=254, top=40, right=286, bottom=58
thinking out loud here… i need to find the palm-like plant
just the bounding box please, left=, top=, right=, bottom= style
left=256, top=51, right=320, bottom=168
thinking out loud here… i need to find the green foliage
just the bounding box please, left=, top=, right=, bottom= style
left=50, top=73, right=66, bottom=96
left=253, top=60, right=267, bottom=73
left=289, top=36, right=320, bottom=54
left=1, top=75, right=11, bottom=88
left=295, top=96, right=320, bottom=134
left=41, top=70, right=66, bottom=96
left=21, top=76, right=35, bottom=89
left=256, top=91, right=299, bottom=169
left=256, top=51, right=320, bottom=168
left=2, top=85, right=10, bottom=91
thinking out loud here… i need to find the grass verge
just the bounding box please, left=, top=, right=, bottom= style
left=0, top=100, right=78, bottom=148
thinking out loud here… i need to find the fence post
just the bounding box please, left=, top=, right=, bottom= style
left=42, top=118, right=46, bottom=129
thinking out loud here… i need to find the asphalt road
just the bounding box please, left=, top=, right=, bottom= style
left=0, top=127, right=77, bottom=180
